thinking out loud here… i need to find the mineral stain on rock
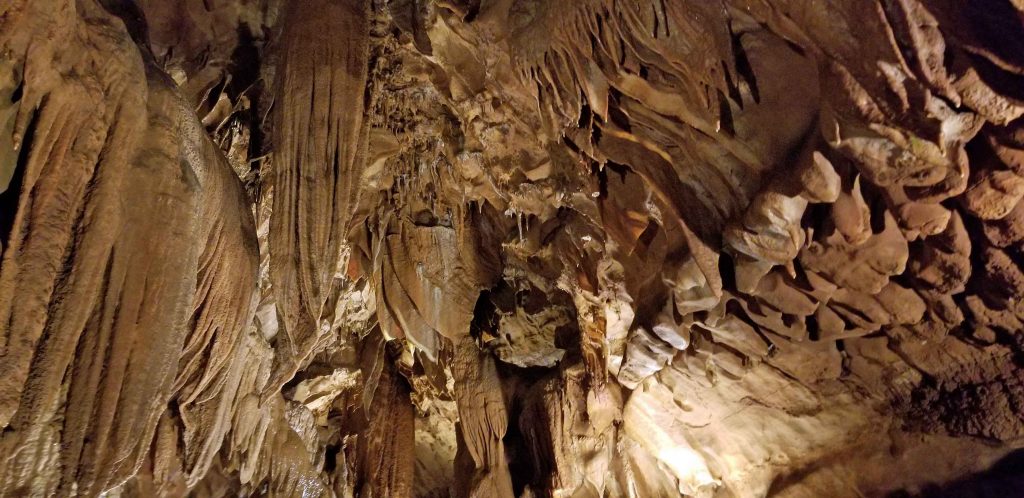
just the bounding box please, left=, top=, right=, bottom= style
left=1, top=1, right=1024, bottom=497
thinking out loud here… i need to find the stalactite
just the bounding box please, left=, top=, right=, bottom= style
left=0, top=1, right=257, bottom=495
left=3, top=0, right=1024, bottom=496
left=268, top=0, right=371, bottom=391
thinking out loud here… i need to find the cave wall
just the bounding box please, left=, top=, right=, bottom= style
left=1, top=0, right=1024, bottom=497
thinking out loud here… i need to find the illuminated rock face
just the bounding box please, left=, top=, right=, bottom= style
left=1, top=0, right=1024, bottom=496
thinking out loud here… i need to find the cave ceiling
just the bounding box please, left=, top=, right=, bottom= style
left=2, top=0, right=1024, bottom=497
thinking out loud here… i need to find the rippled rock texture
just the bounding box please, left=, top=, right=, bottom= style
left=2, top=1, right=1024, bottom=497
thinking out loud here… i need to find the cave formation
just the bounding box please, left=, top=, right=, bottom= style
left=2, top=0, right=1024, bottom=496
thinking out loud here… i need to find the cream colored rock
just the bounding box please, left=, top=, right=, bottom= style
left=3, top=0, right=1024, bottom=496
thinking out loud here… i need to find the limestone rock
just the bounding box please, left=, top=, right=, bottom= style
left=2, top=0, right=1024, bottom=497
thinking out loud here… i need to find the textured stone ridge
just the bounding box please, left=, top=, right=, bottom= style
left=1, top=0, right=1024, bottom=497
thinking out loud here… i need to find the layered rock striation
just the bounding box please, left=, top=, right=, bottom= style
left=2, top=1, right=1024, bottom=497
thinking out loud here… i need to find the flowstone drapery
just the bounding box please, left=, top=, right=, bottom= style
left=2, top=1, right=1024, bottom=496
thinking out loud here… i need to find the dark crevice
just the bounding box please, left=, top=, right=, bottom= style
left=10, top=79, right=22, bottom=104
left=717, top=89, right=735, bottom=136
left=806, top=314, right=821, bottom=342
left=0, top=107, right=38, bottom=251
left=729, top=27, right=761, bottom=104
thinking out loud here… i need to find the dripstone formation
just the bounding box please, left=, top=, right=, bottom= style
left=2, top=1, right=1024, bottom=496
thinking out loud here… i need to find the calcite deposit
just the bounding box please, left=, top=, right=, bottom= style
left=2, top=0, right=1024, bottom=497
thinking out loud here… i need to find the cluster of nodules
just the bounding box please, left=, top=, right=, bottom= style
left=1, top=0, right=1024, bottom=497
